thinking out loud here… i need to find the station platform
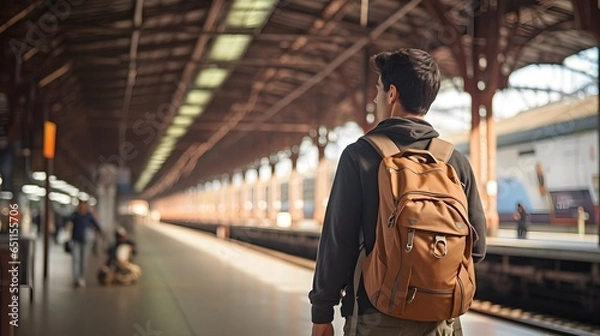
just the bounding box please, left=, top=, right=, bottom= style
left=488, top=228, right=600, bottom=262
left=18, top=222, right=563, bottom=336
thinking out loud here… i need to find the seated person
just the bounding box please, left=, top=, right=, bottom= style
left=98, top=227, right=142, bottom=285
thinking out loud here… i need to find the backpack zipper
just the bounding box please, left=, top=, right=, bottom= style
left=407, top=286, right=453, bottom=304
left=405, top=229, right=415, bottom=252
left=397, top=191, right=467, bottom=213
left=387, top=198, right=401, bottom=228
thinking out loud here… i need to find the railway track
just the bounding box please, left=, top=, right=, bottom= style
left=230, top=236, right=600, bottom=336
left=469, top=301, right=600, bottom=336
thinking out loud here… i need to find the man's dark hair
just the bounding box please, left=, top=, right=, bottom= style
left=370, top=48, right=440, bottom=115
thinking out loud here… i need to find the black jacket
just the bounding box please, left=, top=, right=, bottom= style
left=308, top=117, right=487, bottom=324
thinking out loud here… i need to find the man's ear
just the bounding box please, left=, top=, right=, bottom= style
left=388, top=84, right=398, bottom=104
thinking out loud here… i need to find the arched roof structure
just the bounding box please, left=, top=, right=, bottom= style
left=0, top=0, right=598, bottom=198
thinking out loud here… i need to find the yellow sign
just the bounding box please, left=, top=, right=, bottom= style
left=44, top=121, right=56, bottom=159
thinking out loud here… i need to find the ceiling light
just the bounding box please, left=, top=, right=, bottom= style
left=210, top=35, right=252, bottom=61
left=152, top=152, right=169, bottom=160
left=179, top=105, right=204, bottom=116
left=186, top=90, right=212, bottom=105
left=166, top=125, right=187, bottom=138
left=22, top=185, right=39, bottom=194
left=158, top=143, right=175, bottom=153
left=228, top=0, right=276, bottom=28
left=158, top=139, right=175, bottom=148
left=32, top=171, right=47, bottom=181
left=173, top=115, right=194, bottom=126
left=195, top=68, right=229, bottom=88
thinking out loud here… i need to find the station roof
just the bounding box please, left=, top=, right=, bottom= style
left=446, top=95, right=598, bottom=151
left=0, top=0, right=597, bottom=198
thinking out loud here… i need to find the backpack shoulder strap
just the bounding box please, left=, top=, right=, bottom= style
left=364, top=134, right=400, bottom=158
left=428, top=138, right=454, bottom=162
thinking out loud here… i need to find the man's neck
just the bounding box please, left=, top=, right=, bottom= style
left=390, top=110, right=424, bottom=119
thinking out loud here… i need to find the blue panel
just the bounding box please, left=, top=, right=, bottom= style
left=497, top=178, right=533, bottom=214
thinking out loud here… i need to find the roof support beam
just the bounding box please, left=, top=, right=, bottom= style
left=65, top=25, right=350, bottom=43
left=118, top=0, right=144, bottom=166
left=38, top=63, right=71, bottom=88
left=189, top=122, right=313, bottom=133
left=90, top=121, right=313, bottom=133
left=142, top=0, right=423, bottom=198
left=0, top=0, right=43, bottom=35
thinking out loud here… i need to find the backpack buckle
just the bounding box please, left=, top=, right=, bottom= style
left=433, top=235, right=447, bottom=258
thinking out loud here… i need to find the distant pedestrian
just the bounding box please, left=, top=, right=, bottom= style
left=577, top=206, right=589, bottom=237
left=65, top=201, right=103, bottom=287
left=513, top=203, right=529, bottom=239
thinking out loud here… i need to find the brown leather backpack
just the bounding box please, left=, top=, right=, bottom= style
left=351, top=134, right=476, bottom=329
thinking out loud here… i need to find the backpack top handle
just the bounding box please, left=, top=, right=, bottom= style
left=399, top=148, right=438, bottom=164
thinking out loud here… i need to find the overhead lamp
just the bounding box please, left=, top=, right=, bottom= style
left=35, top=187, right=47, bottom=197
left=50, top=179, right=67, bottom=187
left=178, top=105, right=204, bottom=116
left=166, top=125, right=187, bottom=138
left=146, top=159, right=165, bottom=169
left=161, top=136, right=177, bottom=144
left=210, top=35, right=252, bottom=61
left=152, top=153, right=169, bottom=161
left=50, top=192, right=72, bottom=205
left=157, top=140, right=176, bottom=151
left=195, top=68, right=229, bottom=88
left=32, top=171, right=47, bottom=181
left=228, top=0, right=276, bottom=28
left=153, top=149, right=172, bottom=158
left=22, top=185, right=39, bottom=194
left=155, top=144, right=173, bottom=153
left=155, top=142, right=173, bottom=151
left=154, top=150, right=170, bottom=159
left=173, top=115, right=194, bottom=126
left=186, top=90, right=212, bottom=105
left=156, top=146, right=174, bottom=155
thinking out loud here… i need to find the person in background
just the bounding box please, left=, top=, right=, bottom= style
left=65, top=201, right=103, bottom=287
left=99, top=227, right=141, bottom=285
left=106, top=227, right=137, bottom=266
left=577, top=206, right=589, bottom=237
left=514, top=203, right=529, bottom=239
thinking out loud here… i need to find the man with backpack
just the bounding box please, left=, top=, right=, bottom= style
left=309, top=48, right=487, bottom=336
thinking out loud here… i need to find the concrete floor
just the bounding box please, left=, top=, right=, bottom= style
left=17, top=222, right=559, bottom=336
